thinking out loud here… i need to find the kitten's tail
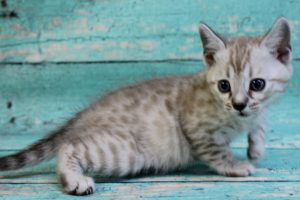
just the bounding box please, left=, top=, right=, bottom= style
left=0, top=123, right=70, bottom=171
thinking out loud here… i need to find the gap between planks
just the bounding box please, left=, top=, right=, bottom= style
left=1, top=58, right=300, bottom=65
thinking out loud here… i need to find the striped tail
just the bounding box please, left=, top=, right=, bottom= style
left=0, top=125, right=69, bottom=171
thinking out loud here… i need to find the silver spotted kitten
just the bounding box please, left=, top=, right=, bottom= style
left=0, top=18, right=293, bottom=195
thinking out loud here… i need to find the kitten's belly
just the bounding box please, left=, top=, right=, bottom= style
left=136, top=111, right=192, bottom=171
left=144, top=135, right=192, bottom=171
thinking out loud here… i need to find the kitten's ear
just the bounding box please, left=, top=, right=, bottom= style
left=261, top=18, right=292, bottom=64
left=199, top=24, right=226, bottom=67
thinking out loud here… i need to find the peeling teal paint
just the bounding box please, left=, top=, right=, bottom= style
left=1, top=0, right=300, bottom=62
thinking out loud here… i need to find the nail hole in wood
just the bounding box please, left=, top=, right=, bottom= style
left=7, top=101, right=12, bottom=109
left=9, top=117, right=16, bottom=124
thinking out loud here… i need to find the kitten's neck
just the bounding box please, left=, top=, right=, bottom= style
left=178, top=72, right=221, bottom=111
left=176, top=72, right=223, bottom=122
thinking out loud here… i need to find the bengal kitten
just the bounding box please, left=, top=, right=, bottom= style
left=0, top=18, right=292, bottom=195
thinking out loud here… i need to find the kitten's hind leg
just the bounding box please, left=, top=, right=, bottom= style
left=56, top=132, right=145, bottom=195
left=57, top=143, right=95, bottom=196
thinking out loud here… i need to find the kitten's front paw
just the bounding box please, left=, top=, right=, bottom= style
left=217, top=161, right=255, bottom=177
left=247, top=144, right=265, bottom=162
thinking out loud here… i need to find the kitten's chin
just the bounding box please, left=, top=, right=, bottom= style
left=238, top=112, right=249, bottom=118
left=237, top=111, right=258, bottom=119
left=233, top=111, right=253, bottom=118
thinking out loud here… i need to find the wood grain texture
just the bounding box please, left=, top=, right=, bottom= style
left=0, top=182, right=298, bottom=200
left=1, top=0, right=300, bottom=62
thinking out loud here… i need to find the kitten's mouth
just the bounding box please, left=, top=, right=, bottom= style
left=238, top=112, right=248, bottom=117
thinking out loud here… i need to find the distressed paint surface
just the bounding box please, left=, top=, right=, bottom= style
left=1, top=0, right=300, bottom=62
left=1, top=0, right=300, bottom=199
left=0, top=182, right=299, bottom=200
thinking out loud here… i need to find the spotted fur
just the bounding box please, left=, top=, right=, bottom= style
left=0, top=18, right=292, bottom=195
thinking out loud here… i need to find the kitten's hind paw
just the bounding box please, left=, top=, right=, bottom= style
left=217, top=161, right=255, bottom=177
left=61, top=174, right=96, bottom=196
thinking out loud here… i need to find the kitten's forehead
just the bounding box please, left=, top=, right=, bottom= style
left=227, top=37, right=261, bottom=74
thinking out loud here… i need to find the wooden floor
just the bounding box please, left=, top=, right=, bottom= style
left=0, top=61, right=299, bottom=199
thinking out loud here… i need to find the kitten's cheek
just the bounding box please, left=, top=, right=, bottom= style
left=251, top=93, right=267, bottom=103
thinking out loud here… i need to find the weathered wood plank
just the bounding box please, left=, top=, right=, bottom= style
left=1, top=129, right=300, bottom=150
left=0, top=61, right=299, bottom=149
left=0, top=182, right=299, bottom=199
left=1, top=0, right=300, bottom=62
left=0, top=149, right=299, bottom=183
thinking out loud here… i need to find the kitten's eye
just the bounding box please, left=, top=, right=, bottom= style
left=218, top=80, right=231, bottom=93
left=250, top=78, right=265, bottom=92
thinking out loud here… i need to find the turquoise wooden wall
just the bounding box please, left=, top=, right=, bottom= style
left=1, top=0, right=300, bottom=199
left=1, top=0, right=300, bottom=62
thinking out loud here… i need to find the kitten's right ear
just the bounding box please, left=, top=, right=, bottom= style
left=261, top=18, right=292, bottom=64
left=199, top=24, right=226, bottom=66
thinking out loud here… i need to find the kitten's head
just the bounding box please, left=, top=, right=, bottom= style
left=199, top=18, right=292, bottom=118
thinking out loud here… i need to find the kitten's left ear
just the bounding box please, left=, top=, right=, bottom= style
left=261, top=18, right=292, bottom=64
left=199, top=23, right=226, bottom=67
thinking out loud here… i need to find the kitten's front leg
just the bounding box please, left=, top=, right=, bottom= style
left=247, top=123, right=266, bottom=162
left=193, top=139, right=254, bottom=177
